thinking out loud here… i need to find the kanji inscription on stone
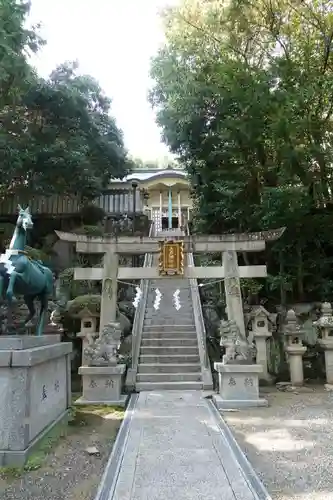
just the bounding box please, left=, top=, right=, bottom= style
left=41, top=385, right=47, bottom=401
left=105, top=379, right=114, bottom=388
left=54, top=380, right=60, bottom=392
left=228, top=377, right=236, bottom=386
left=244, top=377, right=253, bottom=387
left=89, top=379, right=97, bottom=388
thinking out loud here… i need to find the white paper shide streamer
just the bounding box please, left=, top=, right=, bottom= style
left=0, top=249, right=15, bottom=275
left=173, top=289, right=181, bottom=311
left=153, top=288, right=162, bottom=311
left=132, top=286, right=142, bottom=309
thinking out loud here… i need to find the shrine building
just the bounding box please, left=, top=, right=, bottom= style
left=104, top=167, right=192, bottom=230
left=0, top=168, right=192, bottom=233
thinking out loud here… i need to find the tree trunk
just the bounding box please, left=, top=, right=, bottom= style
left=296, top=242, right=304, bottom=301
left=279, top=250, right=286, bottom=306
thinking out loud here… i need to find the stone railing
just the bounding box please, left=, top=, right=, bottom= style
left=125, top=221, right=154, bottom=390
left=186, top=226, right=213, bottom=389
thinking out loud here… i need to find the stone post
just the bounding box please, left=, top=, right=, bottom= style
left=249, top=306, right=272, bottom=382
left=222, top=250, right=246, bottom=337
left=100, top=251, right=119, bottom=326
left=314, top=302, right=333, bottom=384
left=283, top=309, right=306, bottom=386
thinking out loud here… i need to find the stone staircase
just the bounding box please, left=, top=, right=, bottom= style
left=136, top=230, right=203, bottom=391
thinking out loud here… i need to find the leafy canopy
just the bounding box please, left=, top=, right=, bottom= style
left=0, top=2, right=129, bottom=200
left=149, top=0, right=333, bottom=302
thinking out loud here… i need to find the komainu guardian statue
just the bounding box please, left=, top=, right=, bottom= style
left=220, top=319, right=256, bottom=364
left=84, top=322, right=122, bottom=366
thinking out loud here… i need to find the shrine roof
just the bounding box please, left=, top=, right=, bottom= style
left=249, top=305, right=271, bottom=317
left=111, top=169, right=187, bottom=183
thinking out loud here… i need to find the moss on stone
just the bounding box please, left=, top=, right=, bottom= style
left=73, top=225, right=104, bottom=237
left=59, top=268, right=74, bottom=287
left=66, top=294, right=101, bottom=316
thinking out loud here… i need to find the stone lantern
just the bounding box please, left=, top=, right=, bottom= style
left=283, top=309, right=306, bottom=385
left=248, top=306, right=272, bottom=381
left=75, top=307, right=99, bottom=365
left=314, top=302, right=333, bottom=384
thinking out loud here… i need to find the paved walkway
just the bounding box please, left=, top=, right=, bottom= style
left=102, top=391, right=266, bottom=500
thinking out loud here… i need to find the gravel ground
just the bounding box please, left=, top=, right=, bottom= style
left=0, top=406, right=123, bottom=500
left=223, top=386, right=333, bottom=500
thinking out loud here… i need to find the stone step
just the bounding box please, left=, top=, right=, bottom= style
left=145, top=304, right=193, bottom=308
left=144, top=321, right=195, bottom=327
left=145, top=309, right=194, bottom=318
left=149, top=281, right=191, bottom=286
left=136, top=381, right=203, bottom=391
left=146, top=299, right=192, bottom=304
left=147, top=294, right=191, bottom=297
left=147, top=285, right=190, bottom=289
left=143, top=329, right=196, bottom=335
left=141, top=338, right=198, bottom=347
left=142, top=331, right=197, bottom=339
left=138, top=363, right=201, bottom=374
left=136, top=372, right=202, bottom=383
left=146, top=293, right=191, bottom=298
left=140, top=346, right=199, bottom=355
left=144, top=318, right=195, bottom=332
left=143, top=325, right=196, bottom=332
left=147, top=291, right=191, bottom=295
left=145, top=310, right=194, bottom=321
left=146, top=293, right=192, bottom=296
left=146, top=295, right=191, bottom=300
left=139, top=354, right=200, bottom=364
left=147, top=288, right=191, bottom=291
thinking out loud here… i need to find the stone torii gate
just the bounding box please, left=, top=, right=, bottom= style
left=55, top=228, right=284, bottom=335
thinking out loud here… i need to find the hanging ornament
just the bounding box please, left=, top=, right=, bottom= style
left=132, top=286, right=142, bottom=309
left=173, top=289, right=181, bottom=311
left=153, top=288, right=162, bottom=310
left=0, top=250, right=15, bottom=274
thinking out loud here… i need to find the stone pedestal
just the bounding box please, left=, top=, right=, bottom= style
left=318, top=339, right=333, bottom=384
left=213, top=363, right=267, bottom=409
left=0, top=335, right=72, bottom=467
left=76, top=364, right=127, bottom=407
left=283, top=309, right=306, bottom=385
left=285, top=346, right=306, bottom=385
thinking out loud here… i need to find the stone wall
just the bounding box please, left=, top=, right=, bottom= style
left=0, top=335, right=72, bottom=466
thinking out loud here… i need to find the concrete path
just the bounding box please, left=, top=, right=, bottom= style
left=97, top=391, right=269, bottom=500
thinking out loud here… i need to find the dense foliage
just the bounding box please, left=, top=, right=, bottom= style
left=131, top=157, right=181, bottom=169
left=150, top=0, right=333, bottom=304
left=0, top=0, right=129, bottom=201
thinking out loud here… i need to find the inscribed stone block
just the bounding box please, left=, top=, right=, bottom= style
left=0, top=336, right=72, bottom=466
left=213, top=363, right=267, bottom=409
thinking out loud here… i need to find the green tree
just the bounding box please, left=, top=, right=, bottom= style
left=0, top=61, right=129, bottom=198
left=0, top=0, right=43, bottom=108
left=0, top=3, right=129, bottom=200
left=150, top=0, right=333, bottom=302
